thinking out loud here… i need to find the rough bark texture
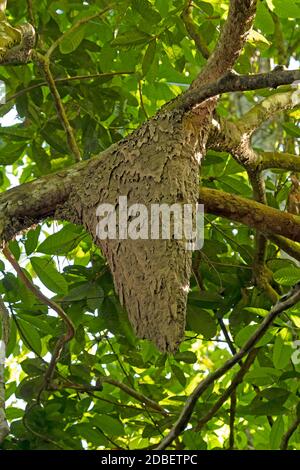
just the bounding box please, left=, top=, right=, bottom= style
left=56, top=107, right=212, bottom=352
left=200, top=188, right=300, bottom=241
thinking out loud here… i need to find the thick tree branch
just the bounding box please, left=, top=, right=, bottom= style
left=1, top=159, right=300, bottom=244
left=200, top=187, right=300, bottom=242
left=156, top=283, right=300, bottom=449
left=259, top=152, right=300, bottom=172
left=193, top=0, right=257, bottom=86
left=180, top=69, right=300, bottom=112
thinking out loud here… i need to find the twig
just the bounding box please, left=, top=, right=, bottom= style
left=33, top=52, right=81, bottom=162
left=181, top=0, right=210, bottom=59
left=4, top=71, right=134, bottom=105
left=229, top=389, right=237, bottom=450
left=138, top=80, right=149, bottom=120
left=0, top=296, right=10, bottom=444
left=101, top=377, right=169, bottom=417
left=269, top=235, right=300, bottom=263
left=195, top=349, right=258, bottom=432
left=156, top=284, right=300, bottom=449
left=26, top=0, right=36, bottom=29
left=280, top=414, right=300, bottom=450
left=51, top=377, right=168, bottom=416
left=249, top=170, right=279, bottom=304
left=2, top=244, right=75, bottom=394
left=46, top=5, right=113, bottom=59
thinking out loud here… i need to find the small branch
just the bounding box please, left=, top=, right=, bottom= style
left=180, top=69, right=300, bottom=112
left=280, top=414, right=300, bottom=450
left=2, top=245, right=75, bottom=392
left=33, top=52, right=81, bottom=162
left=229, top=389, right=237, bottom=449
left=26, top=0, right=36, bottom=29
left=0, top=296, right=10, bottom=444
left=5, top=71, right=134, bottom=105
left=200, top=187, right=300, bottom=242
left=239, top=89, right=299, bottom=134
left=269, top=235, right=300, bottom=263
left=156, top=284, right=300, bottom=449
left=181, top=0, right=210, bottom=59
left=248, top=170, right=279, bottom=304
left=269, top=10, right=286, bottom=65
left=50, top=383, right=165, bottom=414
left=138, top=80, right=149, bottom=120
left=192, top=252, right=204, bottom=290
left=101, top=377, right=169, bottom=417
left=195, top=348, right=258, bottom=432
left=46, top=5, right=113, bottom=59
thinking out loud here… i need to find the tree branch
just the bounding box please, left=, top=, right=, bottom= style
left=193, top=0, right=257, bottom=85
left=195, top=348, right=258, bottom=432
left=280, top=413, right=300, bottom=450
left=0, top=296, right=10, bottom=444
left=239, top=89, right=300, bottom=134
left=5, top=71, right=134, bottom=105
left=259, top=152, right=300, bottom=172
left=33, top=52, right=81, bottom=162
left=269, top=235, right=300, bottom=263
left=181, top=0, right=210, bottom=59
left=156, top=283, right=300, bottom=449
left=2, top=245, right=75, bottom=393
left=200, top=187, right=300, bottom=242
left=180, top=69, right=300, bottom=112
left=46, top=5, right=113, bottom=59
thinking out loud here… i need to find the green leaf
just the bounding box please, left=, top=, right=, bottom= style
left=174, top=351, right=197, bottom=364
left=270, top=416, right=284, bottom=450
left=37, top=224, right=85, bottom=255
left=86, top=284, right=104, bottom=310
left=59, top=25, right=86, bottom=54
left=171, top=364, right=186, bottom=387
left=273, top=0, right=300, bottom=18
left=93, top=415, right=124, bottom=436
left=31, top=257, right=68, bottom=295
left=235, top=325, right=274, bottom=348
left=132, top=0, right=162, bottom=24
left=183, top=430, right=207, bottom=450
left=17, top=318, right=42, bottom=355
left=273, top=266, right=300, bottom=286
left=25, top=226, right=41, bottom=256
left=248, top=29, right=270, bottom=46
left=0, top=143, right=26, bottom=165
left=273, top=335, right=292, bottom=369
left=142, top=40, right=156, bottom=77
left=112, top=30, right=152, bottom=47
left=187, top=306, right=217, bottom=339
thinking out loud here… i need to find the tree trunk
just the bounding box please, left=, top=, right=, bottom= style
left=56, top=105, right=214, bottom=352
